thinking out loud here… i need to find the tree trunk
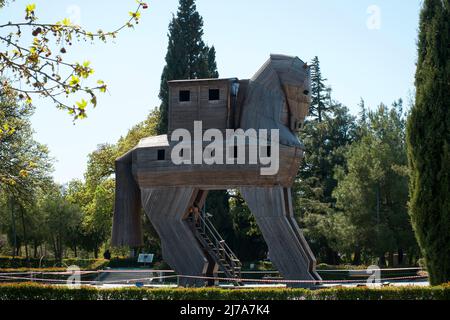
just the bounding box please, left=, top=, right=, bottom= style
left=379, top=254, right=386, bottom=267
left=388, top=252, right=394, bottom=267
left=398, top=248, right=404, bottom=265
left=352, top=249, right=362, bottom=265
left=325, top=247, right=338, bottom=265
left=10, top=197, right=17, bottom=258
left=19, top=205, right=29, bottom=260
left=52, top=237, right=59, bottom=262
left=33, top=242, right=38, bottom=259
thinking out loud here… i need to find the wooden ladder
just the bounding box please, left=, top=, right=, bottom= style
left=188, top=214, right=242, bottom=286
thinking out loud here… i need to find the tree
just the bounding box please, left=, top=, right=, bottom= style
left=0, top=92, right=52, bottom=257
left=40, top=185, right=83, bottom=262
left=228, top=192, right=267, bottom=262
left=155, top=0, right=232, bottom=257
left=157, top=0, right=218, bottom=134
left=81, top=180, right=115, bottom=258
left=309, top=56, right=332, bottom=123
left=0, top=92, right=52, bottom=189
left=334, top=102, right=417, bottom=265
left=0, top=1, right=147, bottom=119
left=294, top=101, right=356, bottom=264
left=406, top=0, right=450, bottom=285
left=62, top=109, right=161, bottom=256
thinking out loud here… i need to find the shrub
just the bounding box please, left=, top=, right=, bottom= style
left=0, top=256, right=108, bottom=269
left=0, top=283, right=448, bottom=300
left=0, top=256, right=161, bottom=270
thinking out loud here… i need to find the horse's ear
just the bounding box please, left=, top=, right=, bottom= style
left=112, top=151, right=143, bottom=247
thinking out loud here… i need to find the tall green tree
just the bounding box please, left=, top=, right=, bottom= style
left=334, top=102, right=417, bottom=265
left=156, top=1, right=231, bottom=257
left=81, top=180, right=115, bottom=258
left=294, top=101, right=356, bottom=264
left=407, top=0, right=450, bottom=285
left=40, top=185, right=83, bottom=262
left=0, top=93, right=51, bottom=189
left=157, top=0, right=219, bottom=134
left=0, top=92, right=52, bottom=257
left=62, top=109, right=161, bottom=257
left=309, top=56, right=332, bottom=123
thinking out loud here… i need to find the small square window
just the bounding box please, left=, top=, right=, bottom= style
left=209, top=89, right=220, bottom=101
left=179, top=90, right=190, bottom=102
left=157, top=149, right=166, bottom=161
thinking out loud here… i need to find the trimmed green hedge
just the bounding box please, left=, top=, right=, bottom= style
left=0, top=256, right=169, bottom=270
left=0, top=256, right=108, bottom=269
left=0, top=283, right=448, bottom=300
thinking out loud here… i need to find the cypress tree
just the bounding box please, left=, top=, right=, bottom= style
left=157, top=0, right=218, bottom=134
left=156, top=0, right=228, bottom=246
left=406, top=0, right=450, bottom=285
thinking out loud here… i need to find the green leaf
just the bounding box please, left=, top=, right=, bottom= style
left=76, top=99, right=88, bottom=110
left=26, top=3, right=36, bottom=14
left=61, top=18, right=72, bottom=26
left=69, top=75, right=80, bottom=87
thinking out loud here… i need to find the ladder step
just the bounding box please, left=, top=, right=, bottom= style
left=191, top=217, right=243, bottom=274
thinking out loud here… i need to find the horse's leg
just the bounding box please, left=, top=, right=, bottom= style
left=281, top=187, right=321, bottom=281
left=240, top=186, right=320, bottom=288
left=112, top=151, right=143, bottom=247
left=141, top=187, right=209, bottom=287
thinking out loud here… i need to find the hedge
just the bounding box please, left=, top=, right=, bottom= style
left=0, top=256, right=169, bottom=270
left=0, top=256, right=108, bottom=269
left=0, top=283, right=448, bottom=300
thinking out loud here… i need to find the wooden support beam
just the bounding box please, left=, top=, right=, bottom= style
left=141, top=187, right=208, bottom=287
left=112, top=151, right=143, bottom=247
left=240, top=186, right=321, bottom=288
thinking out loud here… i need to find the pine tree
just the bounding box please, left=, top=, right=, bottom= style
left=207, top=46, right=219, bottom=78
left=294, top=102, right=357, bottom=264
left=406, top=0, right=450, bottom=285
left=157, top=0, right=218, bottom=134
left=309, top=56, right=332, bottom=122
left=334, top=102, right=417, bottom=266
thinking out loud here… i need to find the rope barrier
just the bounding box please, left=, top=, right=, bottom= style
left=0, top=272, right=428, bottom=286
left=177, top=274, right=428, bottom=285
left=0, top=267, right=423, bottom=277
left=0, top=273, right=179, bottom=285
left=317, top=267, right=423, bottom=273
left=0, top=269, right=175, bottom=276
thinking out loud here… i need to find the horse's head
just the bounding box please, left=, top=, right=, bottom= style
left=251, top=54, right=311, bottom=133
left=270, top=54, right=311, bottom=132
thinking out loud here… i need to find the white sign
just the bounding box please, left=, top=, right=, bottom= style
left=138, top=253, right=154, bottom=263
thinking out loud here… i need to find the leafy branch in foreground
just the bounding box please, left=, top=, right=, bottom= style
left=0, top=1, right=149, bottom=120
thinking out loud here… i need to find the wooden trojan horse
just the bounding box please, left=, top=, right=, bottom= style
left=112, top=54, right=321, bottom=287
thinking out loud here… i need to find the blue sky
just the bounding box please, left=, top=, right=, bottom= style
left=0, top=0, right=422, bottom=183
